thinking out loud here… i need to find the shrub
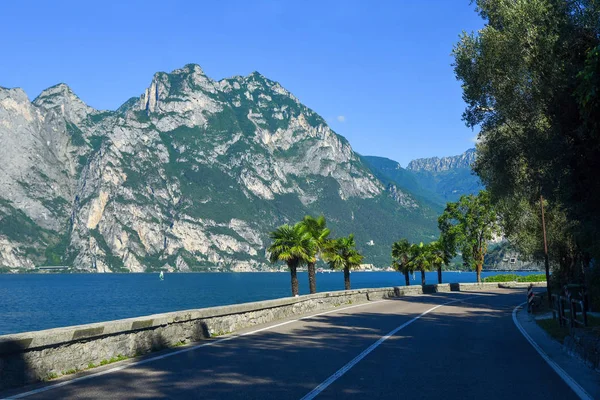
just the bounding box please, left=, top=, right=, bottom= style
left=483, top=274, right=546, bottom=283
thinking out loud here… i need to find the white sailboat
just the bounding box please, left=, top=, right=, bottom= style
left=159, top=271, right=164, bottom=281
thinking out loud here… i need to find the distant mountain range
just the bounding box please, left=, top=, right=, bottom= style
left=0, top=64, right=481, bottom=272
left=363, top=149, right=482, bottom=210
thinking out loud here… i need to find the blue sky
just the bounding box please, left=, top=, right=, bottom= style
left=0, top=0, right=483, bottom=166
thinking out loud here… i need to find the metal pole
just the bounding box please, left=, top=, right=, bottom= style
left=540, top=195, right=551, bottom=306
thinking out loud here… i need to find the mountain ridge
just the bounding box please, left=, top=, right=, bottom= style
left=0, top=64, right=443, bottom=272
left=363, top=148, right=481, bottom=209
left=406, top=148, right=476, bottom=172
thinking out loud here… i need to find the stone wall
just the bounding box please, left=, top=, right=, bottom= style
left=0, top=282, right=543, bottom=390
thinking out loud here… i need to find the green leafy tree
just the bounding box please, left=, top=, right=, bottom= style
left=268, top=223, right=315, bottom=296
left=453, top=0, right=600, bottom=285
left=392, top=239, right=413, bottom=286
left=439, top=191, right=499, bottom=283
left=299, top=215, right=331, bottom=294
left=324, top=234, right=364, bottom=290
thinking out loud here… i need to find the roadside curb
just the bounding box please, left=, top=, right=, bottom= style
left=513, top=303, right=599, bottom=399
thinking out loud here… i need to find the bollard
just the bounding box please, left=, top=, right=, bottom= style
left=527, top=284, right=534, bottom=313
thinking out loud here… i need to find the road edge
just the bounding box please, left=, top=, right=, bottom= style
left=512, top=303, right=594, bottom=400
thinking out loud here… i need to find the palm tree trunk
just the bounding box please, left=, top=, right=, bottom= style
left=421, top=269, right=426, bottom=286
left=289, top=262, right=299, bottom=296
left=404, top=270, right=410, bottom=286
left=437, top=266, right=442, bottom=284
left=344, top=267, right=351, bottom=290
left=307, top=262, right=317, bottom=294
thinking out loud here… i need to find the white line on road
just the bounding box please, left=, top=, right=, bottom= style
left=299, top=296, right=476, bottom=400
left=3, top=299, right=389, bottom=399
left=512, top=303, right=593, bottom=400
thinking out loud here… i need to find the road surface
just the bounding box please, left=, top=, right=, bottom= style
left=6, top=289, right=579, bottom=399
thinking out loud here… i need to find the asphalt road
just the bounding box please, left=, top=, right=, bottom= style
left=8, top=290, right=578, bottom=399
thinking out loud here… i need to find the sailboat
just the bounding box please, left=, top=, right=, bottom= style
left=159, top=271, right=164, bottom=281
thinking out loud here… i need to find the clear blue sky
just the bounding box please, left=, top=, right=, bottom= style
left=0, top=0, right=483, bottom=166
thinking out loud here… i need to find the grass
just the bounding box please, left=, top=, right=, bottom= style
left=44, top=372, right=59, bottom=381
left=62, top=368, right=79, bottom=375
left=483, top=274, right=546, bottom=283
left=211, top=330, right=232, bottom=337
left=536, top=318, right=570, bottom=342
left=536, top=314, right=600, bottom=343
left=99, top=354, right=128, bottom=366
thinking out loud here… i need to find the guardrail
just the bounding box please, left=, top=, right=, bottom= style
left=550, top=285, right=588, bottom=328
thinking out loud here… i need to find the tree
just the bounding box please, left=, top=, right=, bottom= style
left=299, top=215, right=331, bottom=294
left=495, top=196, right=582, bottom=287
left=324, top=234, right=364, bottom=290
left=392, top=239, right=413, bottom=286
left=429, top=241, right=451, bottom=284
left=439, top=191, right=499, bottom=283
left=268, top=223, right=315, bottom=296
left=453, top=0, right=600, bottom=284
left=407, top=242, right=432, bottom=286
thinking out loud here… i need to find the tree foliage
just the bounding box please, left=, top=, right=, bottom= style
left=392, top=239, right=451, bottom=285
left=439, top=191, right=498, bottom=283
left=453, top=0, right=600, bottom=268
left=268, top=223, right=315, bottom=296
left=324, top=234, right=364, bottom=290
left=299, top=215, right=330, bottom=294
left=453, top=0, right=600, bottom=288
left=392, top=239, right=413, bottom=285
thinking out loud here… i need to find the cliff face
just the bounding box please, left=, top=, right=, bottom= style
left=363, top=148, right=483, bottom=209
left=0, top=64, right=436, bottom=272
left=406, top=148, right=476, bottom=172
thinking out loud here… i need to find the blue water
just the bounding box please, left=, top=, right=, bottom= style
left=0, top=271, right=539, bottom=335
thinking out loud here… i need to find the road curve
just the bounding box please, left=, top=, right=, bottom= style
left=6, top=290, right=578, bottom=399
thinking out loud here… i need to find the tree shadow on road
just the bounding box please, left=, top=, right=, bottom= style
left=5, top=290, right=555, bottom=400
left=0, top=339, right=35, bottom=392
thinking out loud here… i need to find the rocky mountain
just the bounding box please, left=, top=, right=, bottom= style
left=0, top=64, right=439, bottom=272
left=406, top=148, right=476, bottom=172
left=363, top=149, right=483, bottom=210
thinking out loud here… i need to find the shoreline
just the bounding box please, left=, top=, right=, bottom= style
left=0, top=269, right=545, bottom=275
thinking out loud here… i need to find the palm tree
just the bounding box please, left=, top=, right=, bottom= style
left=268, top=223, right=315, bottom=296
left=427, top=241, right=446, bottom=284
left=392, top=239, right=413, bottom=286
left=299, top=215, right=331, bottom=294
left=324, top=234, right=363, bottom=290
left=408, top=242, right=430, bottom=286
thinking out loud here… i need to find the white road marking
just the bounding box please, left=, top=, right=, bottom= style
left=512, top=302, right=593, bottom=400
left=299, top=296, right=476, bottom=400
left=3, top=299, right=390, bottom=399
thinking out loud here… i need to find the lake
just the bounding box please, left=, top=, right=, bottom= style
left=0, top=271, right=539, bottom=335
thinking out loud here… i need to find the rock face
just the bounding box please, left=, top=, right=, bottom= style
left=406, top=148, right=476, bottom=172
left=363, top=149, right=483, bottom=209
left=0, top=65, right=437, bottom=272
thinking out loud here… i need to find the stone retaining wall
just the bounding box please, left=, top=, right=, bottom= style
left=0, top=281, right=542, bottom=390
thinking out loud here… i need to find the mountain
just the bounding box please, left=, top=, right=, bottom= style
left=363, top=149, right=483, bottom=210
left=0, top=64, right=440, bottom=272
left=406, top=148, right=483, bottom=206
left=406, top=148, right=476, bottom=172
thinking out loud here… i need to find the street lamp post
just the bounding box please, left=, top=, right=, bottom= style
left=540, top=195, right=551, bottom=306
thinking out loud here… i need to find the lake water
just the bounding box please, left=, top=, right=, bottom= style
left=0, top=271, right=539, bottom=335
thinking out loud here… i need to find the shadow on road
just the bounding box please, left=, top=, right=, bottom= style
left=0, top=339, right=34, bottom=391
left=6, top=290, right=561, bottom=400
